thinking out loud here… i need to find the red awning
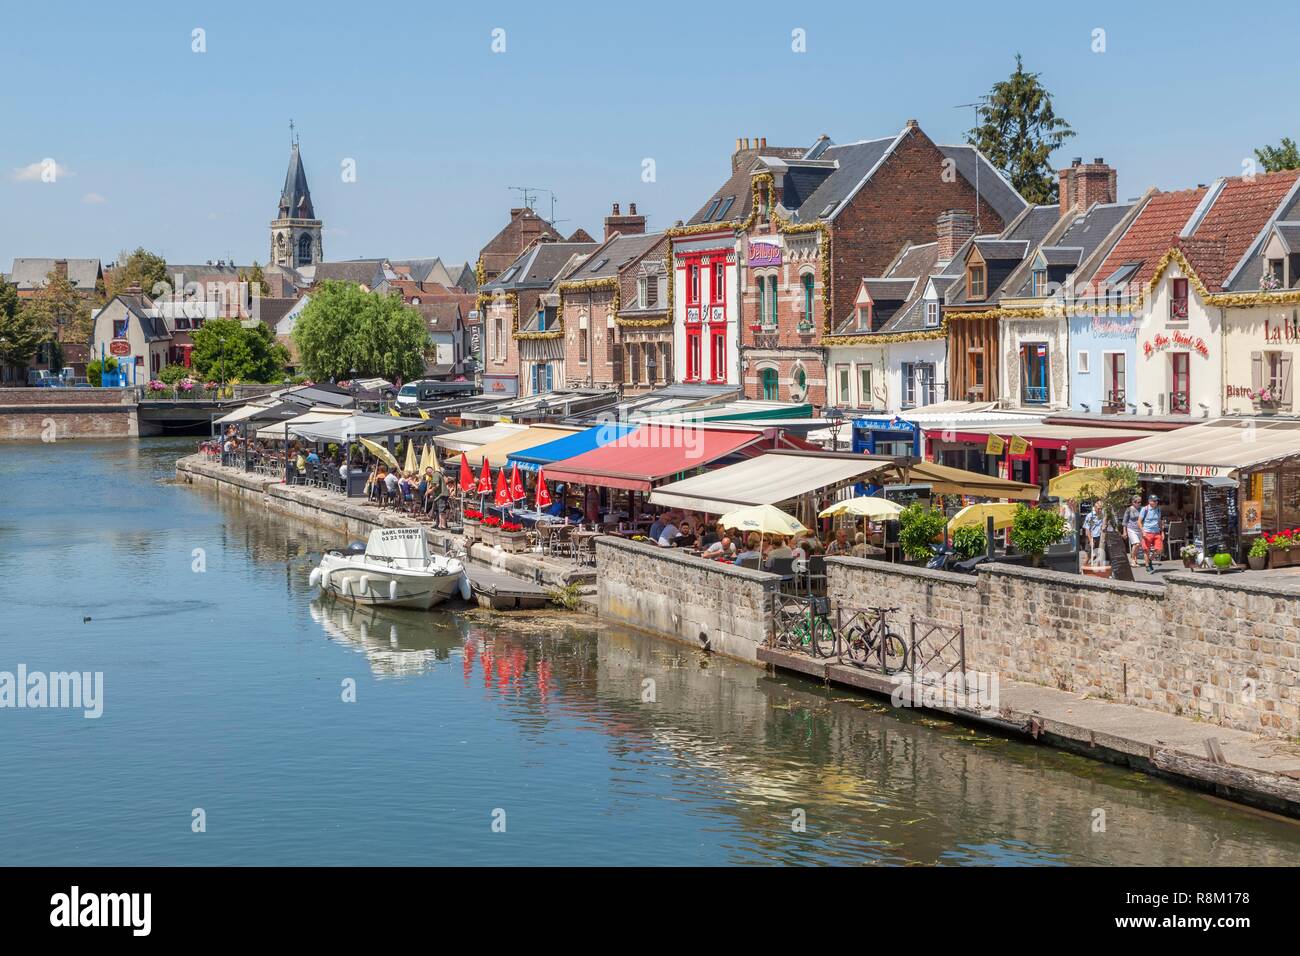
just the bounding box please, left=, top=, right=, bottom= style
left=544, top=424, right=779, bottom=492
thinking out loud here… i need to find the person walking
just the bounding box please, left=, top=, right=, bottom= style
left=1138, top=494, right=1164, bottom=572
left=1122, top=494, right=1143, bottom=565
left=1083, top=499, right=1108, bottom=567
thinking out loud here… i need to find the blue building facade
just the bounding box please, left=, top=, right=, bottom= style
left=1067, top=311, right=1140, bottom=414
left=850, top=416, right=922, bottom=457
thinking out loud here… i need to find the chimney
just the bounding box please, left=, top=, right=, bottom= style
left=936, top=209, right=976, bottom=264
left=1058, top=157, right=1118, bottom=218
left=605, top=201, right=647, bottom=240
left=54, top=259, right=68, bottom=279
left=732, top=136, right=759, bottom=172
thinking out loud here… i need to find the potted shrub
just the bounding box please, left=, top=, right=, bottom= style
left=497, top=520, right=529, bottom=553
left=898, top=503, right=949, bottom=563
left=1010, top=504, right=1068, bottom=568
left=462, top=507, right=482, bottom=543
left=950, top=525, right=987, bottom=560
left=1180, top=544, right=1199, bottom=569
left=1248, top=536, right=1269, bottom=570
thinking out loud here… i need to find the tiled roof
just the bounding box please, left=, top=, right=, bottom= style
left=1185, top=169, right=1300, bottom=290
left=1091, top=188, right=1208, bottom=292
left=1275, top=222, right=1300, bottom=253
left=310, top=259, right=389, bottom=288
left=9, top=257, right=102, bottom=291
left=570, top=232, right=664, bottom=282
left=1038, top=246, right=1083, bottom=267
left=862, top=278, right=917, bottom=301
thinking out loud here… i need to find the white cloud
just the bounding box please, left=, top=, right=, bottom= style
left=82, top=192, right=106, bottom=204
left=10, top=160, right=74, bottom=182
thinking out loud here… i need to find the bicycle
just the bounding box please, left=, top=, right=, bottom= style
left=842, top=605, right=909, bottom=673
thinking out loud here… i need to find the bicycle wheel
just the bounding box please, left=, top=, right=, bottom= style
left=810, top=616, right=837, bottom=658
left=880, top=627, right=909, bottom=674
left=841, top=623, right=871, bottom=665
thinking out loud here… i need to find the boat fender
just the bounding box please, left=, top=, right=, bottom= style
left=389, top=580, right=398, bottom=601
left=341, top=577, right=352, bottom=596
left=359, top=575, right=371, bottom=595
left=458, top=574, right=472, bottom=602
left=320, top=570, right=330, bottom=590
left=309, top=568, right=321, bottom=588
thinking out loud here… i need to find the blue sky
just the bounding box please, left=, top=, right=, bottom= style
left=2, top=1, right=1296, bottom=270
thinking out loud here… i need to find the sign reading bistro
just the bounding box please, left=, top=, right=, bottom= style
left=109, top=339, right=131, bottom=357
left=1074, top=454, right=1225, bottom=478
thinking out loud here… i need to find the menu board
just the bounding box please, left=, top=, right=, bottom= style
left=1201, top=484, right=1240, bottom=559
left=1104, top=530, right=1134, bottom=582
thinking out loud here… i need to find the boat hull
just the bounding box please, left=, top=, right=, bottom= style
left=315, top=554, right=465, bottom=610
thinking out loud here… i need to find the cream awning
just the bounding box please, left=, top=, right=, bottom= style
left=1073, top=417, right=1300, bottom=478
left=254, top=407, right=353, bottom=440
left=889, top=460, right=1040, bottom=501
left=432, top=422, right=526, bottom=453
left=451, top=423, right=583, bottom=470
left=214, top=401, right=275, bottom=424
left=649, top=453, right=893, bottom=514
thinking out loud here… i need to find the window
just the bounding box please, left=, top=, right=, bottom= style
left=494, top=316, right=505, bottom=362
left=710, top=329, right=726, bottom=381
left=967, top=350, right=985, bottom=399
left=767, top=276, right=778, bottom=326
left=715, top=197, right=735, bottom=221
left=902, top=362, right=935, bottom=408
left=925, top=301, right=940, bottom=328
left=713, top=263, right=726, bottom=303
left=639, top=275, right=659, bottom=309
left=756, top=278, right=765, bottom=326
left=688, top=264, right=700, bottom=305
left=1170, top=277, right=1189, bottom=320
left=802, top=273, right=814, bottom=318
left=588, top=258, right=608, bottom=274
left=702, top=199, right=720, bottom=222
left=858, top=365, right=873, bottom=407
left=537, top=309, right=546, bottom=333
left=578, top=315, right=588, bottom=364
left=1254, top=350, right=1294, bottom=408
left=968, top=265, right=986, bottom=300
left=1104, top=353, right=1126, bottom=408
left=760, top=368, right=779, bottom=400
left=1077, top=350, right=1090, bottom=374
left=1170, top=352, right=1190, bottom=413
left=627, top=343, right=641, bottom=385
left=836, top=365, right=850, bottom=405
left=790, top=363, right=807, bottom=400
left=606, top=318, right=616, bottom=364
left=685, top=327, right=701, bottom=381
left=857, top=305, right=871, bottom=331
left=1031, top=269, right=1047, bottom=296
left=296, top=233, right=313, bottom=265
left=113, top=318, right=129, bottom=338
left=1020, top=343, right=1049, bottom=405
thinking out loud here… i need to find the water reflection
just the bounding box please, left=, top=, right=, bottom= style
left=309, top=598, right=462, bottom=677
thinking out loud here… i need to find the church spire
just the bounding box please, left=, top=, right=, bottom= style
left=278, top=141, right=314, bottom=220
left=271, top=133, right=323, bottom=269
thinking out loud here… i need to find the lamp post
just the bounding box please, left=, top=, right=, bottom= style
left=646, top=352, right=657, bottom=391
left=825, top=405, right=846, bottom=451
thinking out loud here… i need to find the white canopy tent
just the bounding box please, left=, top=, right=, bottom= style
left=432, top=422, right=525, bottom=453
left=649, top=453, right=886, bottom=515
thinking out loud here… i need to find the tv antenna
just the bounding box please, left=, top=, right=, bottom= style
left=509, top=185, right=558, bottom=223
left=955, top=99, right=988, bottom=233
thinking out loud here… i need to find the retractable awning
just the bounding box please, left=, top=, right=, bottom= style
left=291, top=413, right=429, bottom=443
left=507, top=421, right=639, bottom=472
left=1072, top=417, right=1300, bottom=478
left=452, top=423, right=584, bottom=470
left=432, top=422, right=525, bottom=453
left=254, top=407, right=354, bottom=440
left=543, top=424, right=780, bottom=492
left=649, top=452, right=887, bottom=514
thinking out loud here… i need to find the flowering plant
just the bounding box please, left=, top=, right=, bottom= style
left=1253, top=386, right=1274, bottom=403
left=463, top=508, right=482, bottom=521
left=178, top=378, right=196, bottom=391
left=146, top=380, right=167, bottom=392
left=482, top=515, right=502, bottom=528
left=1263, top=528, right=1300, bottom=549
left=501, top=521, right=523, bottom=533
left=204, top=381, right=218, bottom=390
left=1249, top=537, right=1270, bottom=558
left=1261, top=271, right=1282, bottom=291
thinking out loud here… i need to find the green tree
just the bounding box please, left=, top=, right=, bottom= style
left=897, top=504, right=949, bottom=560
left=87, top=355, right=119, bottom=387
left=21, top=269, right=92, bottom=347
left=1255, top=137, right=1300, bottom=173
left=0, top=283, right=49, bottom=369
left=190, top=318, right=289, bottom=383
left=967, top=54, right=1075, bottom=205
left=247, top=262, right=269, bottom=297
left=106, top=247, right=169, bottom=299
left=1010, top=504, right=1067, bottom=566
left=292, top=280, right=428, bottom=381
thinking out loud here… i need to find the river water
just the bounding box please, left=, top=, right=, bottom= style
left=2, top=436, right=1299, bottom=866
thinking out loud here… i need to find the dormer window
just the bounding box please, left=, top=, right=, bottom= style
left=857, top=305, right=871, bottom=331
left=968, top=264, right=986, bottom=300
left=1031, top=269, right=1047, bottom=296
left=925, top=301, right=940, bottom=328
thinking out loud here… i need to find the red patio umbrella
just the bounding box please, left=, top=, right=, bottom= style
left=535, top=468, right=553, bottom=510
left=509, top=463, right=526, bottom=502
left=476, top=457, right=493, bottom=495
left=494, top=467, right=511, bottom=507
left=459, top=452, right=473, bottom=491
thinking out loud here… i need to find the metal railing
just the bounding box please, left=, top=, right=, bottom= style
left=1021, top=385, right=1048, bottom=405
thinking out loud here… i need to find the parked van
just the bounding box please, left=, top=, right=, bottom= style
left=395, top=379, right=479, bottom=406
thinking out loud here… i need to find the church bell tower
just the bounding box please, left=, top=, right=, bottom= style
left=271, top=128, right=323, bottom=269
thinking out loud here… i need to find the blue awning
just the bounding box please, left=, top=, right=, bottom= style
left=508, top=421, right=639, bottom=472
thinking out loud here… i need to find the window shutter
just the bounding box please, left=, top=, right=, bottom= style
left=1281, top=353, right=1294, bottom=407
left=1251, top=351, right=1263, bottom=394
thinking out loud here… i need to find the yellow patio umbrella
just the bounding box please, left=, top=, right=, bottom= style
left=819, top=496, right=904, bottom=520
left=403, top=438, right=418, bottom=474
left=1047, top=467, right=1109, bottom=500
left=359, top=437, right=398, bottom=468
left=719, top=504, right=808, bottom=537
left=419, top=442, right=436, bottom=474
left=948, top=502, right=1018, bottom=532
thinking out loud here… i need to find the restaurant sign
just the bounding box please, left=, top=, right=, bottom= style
left=984, top=433, right=1005, bottom=455
left=748, top=241, right=782, bottom=268
left=1074, top=454, right=1226, bottom=478
left=1008, top=435, right=1029, bottom=455
left=109, top=339, right=131, bottom=357
left=1142, top=330, right=1209, bottom=359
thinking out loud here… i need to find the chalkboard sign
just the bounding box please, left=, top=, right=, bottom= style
left=1104, top=529, right=1134, bottom=582
left=1201, top=484, right=1240, bottom=559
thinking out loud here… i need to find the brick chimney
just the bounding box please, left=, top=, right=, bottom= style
left=936, top=209, right=976, bottom=265
left=732, top=135, right=762, bottom=173
left=604, top=201, right=646, bottom=239
left=54, top=259, right=68, bottom=279
left=1058, top=157, right=1117, bottom=217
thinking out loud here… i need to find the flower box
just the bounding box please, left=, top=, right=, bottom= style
left=1269, top=546, right=1300, bottom=568
left=497, top=528, right=530, bottom=553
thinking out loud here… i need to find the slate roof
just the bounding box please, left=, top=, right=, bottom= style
left=9, top=258, right=102, bottom=292
left=1272, top=222, right=1300, bottom=255
left=567, top=232, right=664, bottom=282
left=114, top=293, right=170, bottom=341
left=861, top=278, right=918, bottom=301
left=480, top=241, right=599, bottom=292
left=277, top=143, right=316, bottom=220
left=1038, top=246, right=1084, bottom=267
left=310, top=259, right=389, bottom=288
left=832, top=241, right=944, bottom=335
left=947, top=204, right=1062, bottom=306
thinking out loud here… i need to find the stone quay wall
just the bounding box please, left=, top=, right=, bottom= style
left=827, top=557, right=1300, bottom=739
left=596, top=537, right=779, bottom=662
left=0, top=387, right=138, bottom=440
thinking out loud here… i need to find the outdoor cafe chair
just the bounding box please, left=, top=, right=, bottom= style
left=1165, top=520, right=1188, bottom=561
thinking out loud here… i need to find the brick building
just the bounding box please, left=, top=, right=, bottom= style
left=669, top=123, right=1026, bottom=407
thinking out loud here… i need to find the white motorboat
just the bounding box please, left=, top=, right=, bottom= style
left=310, top=527, right=471, bottom=610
